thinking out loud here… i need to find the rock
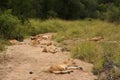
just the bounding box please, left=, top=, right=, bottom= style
left=29, top=71, right=34, bottom=74
left=42, top=47, right=48, bottom=52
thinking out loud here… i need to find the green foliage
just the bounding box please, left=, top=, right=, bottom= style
left=9, top=0, right=33, bottom=20
left=0, top=10, right=24, bottom=41
left=105, top=6, right=120, bottom=23
left=0, top=0, right=120, bottom=22
left=0, top=0, right=9, bottom=11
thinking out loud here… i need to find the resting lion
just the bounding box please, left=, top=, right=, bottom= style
left=48, top=59, right=83, bottom=74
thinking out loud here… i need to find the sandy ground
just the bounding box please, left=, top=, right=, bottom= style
left=0, top=34, right=97, bottom=80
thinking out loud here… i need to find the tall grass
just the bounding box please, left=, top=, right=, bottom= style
left=29, top=19, right=66, bottom=35
left=71, top=41, right=120, bottom=73
left=0, top=39, right=11, bottom=63
left=54, top=19, right=120, bottom=41
left=28, top=19, right=120, bottom=42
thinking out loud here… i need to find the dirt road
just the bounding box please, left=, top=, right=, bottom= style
left=0, top=33, right=97, bottom=80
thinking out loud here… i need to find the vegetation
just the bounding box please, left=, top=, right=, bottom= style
left=29, top=19, right=66, bottom=35
left=0, top=39, right=11, bottom=63
left=0, top=0, right=120, bottom=78
left=0, top=0, right=120, bottom=22
left=30, top=19, right=120, bottom=77
left=0, top=10, right=23, bottom=40
left=0, top=39, right=10, bottom=52
left=29, top=19, right=120, bottom=75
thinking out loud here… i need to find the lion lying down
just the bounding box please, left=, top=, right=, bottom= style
left=48, top=59, right=83, bottom=74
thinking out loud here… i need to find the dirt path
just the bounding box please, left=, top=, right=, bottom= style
left=0, top=33, right=97, bottom=80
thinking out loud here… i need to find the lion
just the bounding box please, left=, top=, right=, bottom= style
left=32, top=38, right=41, bottom=46
left=89, top=36, right=104, bottom=42
left=31, top=35, right=41, bottom=46
left=9, top=39, right=20, bottom=45
left=48, top=59, right=83, bottom=74
left=42, top=45, right=58, bottom=54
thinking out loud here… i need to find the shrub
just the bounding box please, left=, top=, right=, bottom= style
left=105, top=6, right=120, bottom=23
left=0, top=11, right=24, bottom=41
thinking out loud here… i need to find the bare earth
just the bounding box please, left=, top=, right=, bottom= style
left=0, top=34, right=97, bottom=80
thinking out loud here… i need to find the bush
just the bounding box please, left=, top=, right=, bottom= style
left=105, top=6, right=120, bottom=23
left=0, top=11, right=25, bottom=41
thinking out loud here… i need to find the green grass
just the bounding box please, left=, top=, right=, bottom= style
left=71, top=41, right=120, bottom=74
left=28, top=19, right=120, bottom=42
left=54, top=19, right=120, bottom=41
left=29, top=19, right=66, bottom=35
left=0, top=39, right=11, bottom=63
left=0, top=39, right=11, bottom=52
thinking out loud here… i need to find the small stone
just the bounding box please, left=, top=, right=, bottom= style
left=29, top=71, right=33, bottom=74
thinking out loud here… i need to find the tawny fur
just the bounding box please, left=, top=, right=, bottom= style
left=40, top=41, right=52, bottom=46
left=48, top=59, right=82, bottom=74
left=32, top=39, right=40, bottom=46
left=9, top=39, right=20, bottom=44
left=89, top=36, right=104, bottom=42
left=46, top=41, right=52, bottom=46
left=42, top=35, right=49, bottom=40
left=31, top=35, right=42, bottom=45
left=42, top=46, right=58, bottom=53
